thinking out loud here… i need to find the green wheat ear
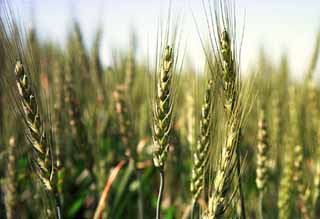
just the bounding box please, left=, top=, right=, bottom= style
left=152, top=44, right=177, bottom=219
left=153, top=45, right=174, bottom=170
left=256, top=107, right=269, bottom=191
left=220, top=29, right=236, bottom=115
left=191, top=79, right=213, bottom=201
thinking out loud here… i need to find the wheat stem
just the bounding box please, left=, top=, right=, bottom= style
left=258, top=192, right=264, bottom=219
left=156, top=169, right=165, bottom=219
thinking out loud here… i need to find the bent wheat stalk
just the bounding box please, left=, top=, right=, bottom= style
left=94, top=160, right=127, bottom=219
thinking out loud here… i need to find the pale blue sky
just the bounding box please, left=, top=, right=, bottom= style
left=8, top=0, right=320, bottom=78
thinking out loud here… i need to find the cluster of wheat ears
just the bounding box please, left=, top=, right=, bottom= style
left=0, top=0, right=320, bottom=219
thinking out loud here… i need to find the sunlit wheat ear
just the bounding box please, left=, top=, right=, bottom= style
left=255, top=107, right=270, bottom=219
left=205, top=118, right=238, bottom=219
left=14, top=61, right=61, bottom=218
left=200, top=0, right=249, bottom=216
left=15, top=61, right=55, bottom=192
left=152, top=45, right=174, bottom=170
left=218, top=22, right=246, bottom=219
left=191, top=79, right=213, bottom=202
left=152, top=44, right=176, bottom=219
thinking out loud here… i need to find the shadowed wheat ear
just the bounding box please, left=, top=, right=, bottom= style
left=14, top=61, right=61, bottom=219
left=191, top=78, right=213, bottom=205
left=64, top=58, right=96, bottom=184
left=113, top=84, right=135, bottom=157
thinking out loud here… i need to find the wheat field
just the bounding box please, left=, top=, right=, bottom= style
left=0, top=1, right=320, bottom=219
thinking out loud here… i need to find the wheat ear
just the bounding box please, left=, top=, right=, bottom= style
left=14, top=61, right=62, bottom=219
left=220, top=28, right=246, bottom=219
left=113, top=85, right=135, bottom=157
left=256, top=107, right=270, bottom=219
left=152, top=45, right=174, bottom=219
left=191, top=79, right=213, bottom=209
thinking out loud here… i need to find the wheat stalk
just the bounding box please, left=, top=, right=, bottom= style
left=4, top=137, right=17, bottom=219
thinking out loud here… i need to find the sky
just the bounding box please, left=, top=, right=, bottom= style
left=7, top=0, right=320, bottom=79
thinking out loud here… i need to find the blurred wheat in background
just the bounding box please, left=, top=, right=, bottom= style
left=0, top=0, right=320, bottom=219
